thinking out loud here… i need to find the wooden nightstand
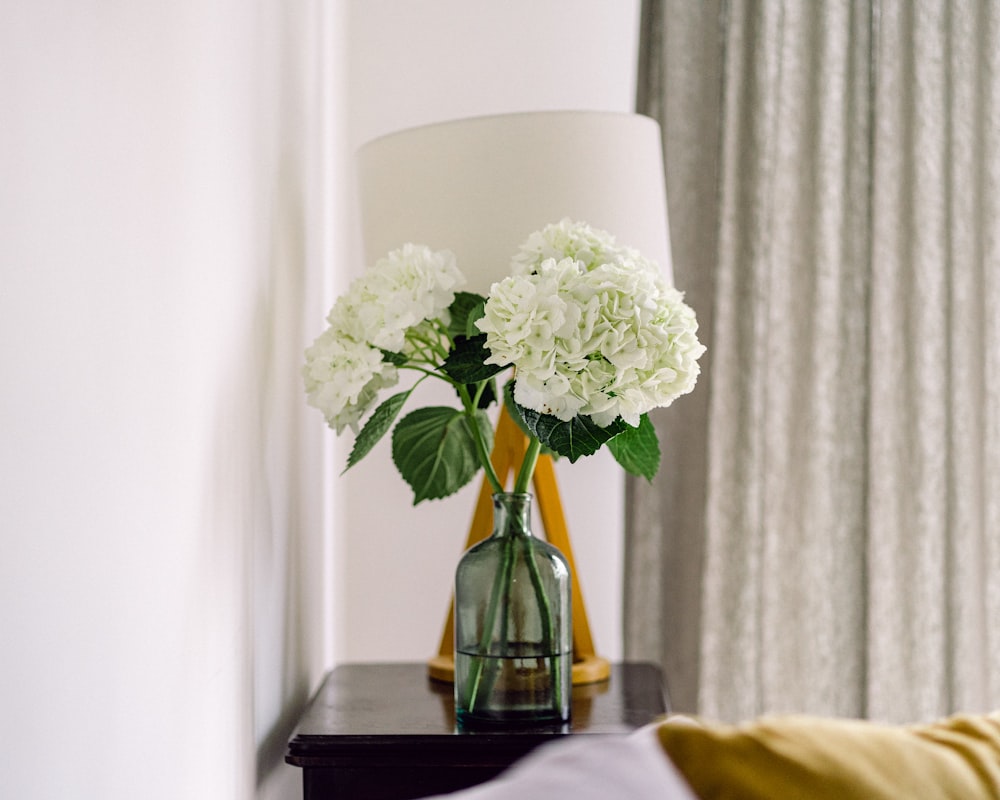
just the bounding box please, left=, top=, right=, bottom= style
left=285, top=662, right=669, bottom=800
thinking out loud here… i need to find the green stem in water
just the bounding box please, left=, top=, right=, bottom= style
left=520, top=535, right=561, bottom=712
left=464, top=530, right=517, bottom=712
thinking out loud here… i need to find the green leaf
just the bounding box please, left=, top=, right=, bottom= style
left=344, top=389, right=412, bottom=473
left=447, top=292, right=487, bottom=339
left=503, top=380, right=534, bottom=438
left=441, top=334, right=507, bottom=384
left=502, top=380, right=557, bottom=459
left=391, top=406, right=493, bottom=504
left=380, top=349, right=407, bottom=366
left=511, top=386, right=628, bottom=463
left=465, top=301, right=486, bottom=338
left=607, top=414, right=661, bottom=481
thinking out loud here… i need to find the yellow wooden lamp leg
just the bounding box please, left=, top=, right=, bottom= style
left=427, top=406, right=611, bottom=685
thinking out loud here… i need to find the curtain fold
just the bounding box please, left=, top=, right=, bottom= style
left=630, top=0, right=1000, bottom=722
left=625, top=0, right=722, bottom=713
left=865, top=0, right=1000, bottom=720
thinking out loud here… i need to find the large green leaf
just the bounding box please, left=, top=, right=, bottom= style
left=502, top=380, right=557, bottom=458
left=440, top=334, right=507, bottom=384
left=343, top=389, right=413, bottom=473
left=503, top=380, right=534, bottom=439
left=391, top=406, right=493, bottom=504
left=607, top=414, right=661, bottom=481
left=511, top=386, right=628, bottom=463
left=447, top=292, right=487, bottom=339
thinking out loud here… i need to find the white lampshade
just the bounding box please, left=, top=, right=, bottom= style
left=356, top=111, right=673, bottom=295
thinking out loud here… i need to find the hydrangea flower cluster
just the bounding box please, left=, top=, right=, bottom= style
left=477, top=221, right=705, bottom=428
left=303, top=244, right=463, bottom=433
left=303, top=219, right=705, bottom=504
left=327, top=244, right=463, bottom=353
left=511, top=216, right=641, bottom=275
left=302, top=330, right=399, bottom=434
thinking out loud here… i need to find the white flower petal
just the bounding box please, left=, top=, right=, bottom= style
left=481, top=221, right=705, bottom=426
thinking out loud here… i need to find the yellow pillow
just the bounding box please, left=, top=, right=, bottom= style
left=657, top=712, right=1000, bottom=800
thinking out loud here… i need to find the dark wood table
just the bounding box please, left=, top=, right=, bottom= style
left=285, top=661, right=669, bottom=800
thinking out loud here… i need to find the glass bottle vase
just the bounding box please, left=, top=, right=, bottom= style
left=454, top=492, right=572, bottom=727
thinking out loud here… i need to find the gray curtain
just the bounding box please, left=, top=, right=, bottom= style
left=628, top=0, right=1000, bottom=723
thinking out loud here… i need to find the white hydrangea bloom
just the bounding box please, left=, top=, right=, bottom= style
left=475, top=258, right=581, bottom=367
left=303, top=243, right=463, bottom=437
left=302, top=328, right=399, bottom=434
left=511, top=218, right=657, bottom=276
left=478, top=249, right=705, bottom=428
left=328, top=244, right=464, bottom=353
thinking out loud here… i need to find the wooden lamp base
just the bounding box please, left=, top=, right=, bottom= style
left=429, top=407, right=611, bottom=687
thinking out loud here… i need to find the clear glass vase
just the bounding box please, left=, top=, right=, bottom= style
left=454, top=492, right=572, bottom=727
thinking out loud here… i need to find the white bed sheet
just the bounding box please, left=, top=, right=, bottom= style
left=420, top=723, right=696, bottom=800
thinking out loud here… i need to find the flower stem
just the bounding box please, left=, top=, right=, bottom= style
left=458, top=383, right=504, bottom=494
left=464, top=531, right=517, bottom=712
left=520, top=533, right=561, bottom=712
left=513, top=436, right=542, bottom=494
left=398, top=364, right=447, bottom=380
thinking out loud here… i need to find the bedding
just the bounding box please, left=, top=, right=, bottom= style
left=422, top=712, right=1000, bottom=798
left=420, top=722, right=697, bottom=800
left=657, top=711, right=1000, bottom=799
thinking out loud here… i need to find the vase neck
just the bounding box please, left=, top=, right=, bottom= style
left=491, top=492, right=533, bottom=539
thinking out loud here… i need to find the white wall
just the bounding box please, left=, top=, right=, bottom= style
left=0, top=1, right=338, bottom=797
left=335, top=0, right=642, bottom=666
left=1, top=3, right=641, bottom=797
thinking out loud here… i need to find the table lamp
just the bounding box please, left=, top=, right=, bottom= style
left=356, top=110, right=673, bottom=685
